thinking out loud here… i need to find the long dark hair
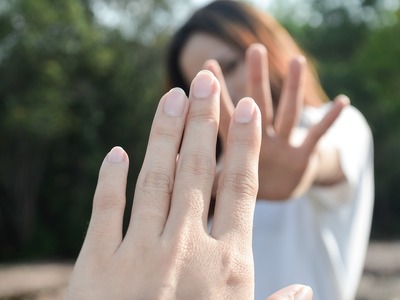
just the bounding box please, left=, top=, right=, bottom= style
left=166, top=0, right=328, bottom=106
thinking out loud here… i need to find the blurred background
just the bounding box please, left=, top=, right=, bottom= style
left=0, top=0, right=399, bottom=299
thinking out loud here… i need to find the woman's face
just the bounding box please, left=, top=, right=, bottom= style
left=179, top=33, right=246, bottom=106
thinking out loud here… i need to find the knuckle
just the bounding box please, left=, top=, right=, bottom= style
left=220, top=169, right=258, bottom=198
left=94, top=195, right=121, bottom=213
left=139, top=167, right=173, bottom=197
left=228, top=133, right=258, bottom=147
left=188, top=105, right=217, bottom=122
left=179, top=152, right=215, bottom=176
left=152, top=123, right=181, bottom=144
left=220, top=247, right=253, bottom=287
left=93, top=184, right=124, bottom=213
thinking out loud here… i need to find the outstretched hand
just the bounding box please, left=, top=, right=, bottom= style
left=67, top=70, right=265, bottom=299
left=206, top=43, right=348, bottom=200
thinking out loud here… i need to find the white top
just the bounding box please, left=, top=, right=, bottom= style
left=253, top=104, right=374, bottom=300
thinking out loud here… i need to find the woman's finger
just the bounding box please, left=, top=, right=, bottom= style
left=125, top=88, right=189, bottom=241
left=204, top=59, right=234, bottom=151
left=211, top=98, right=261, bottom=246
left=246, top=44, right=274, bottom=130
left=303, top=95, right=349, bottom=154
left=81, top=146, right=129, bottom=259
left=164, top=70, right=220, bottom=235
left=274, top=56, right=306, bottom=140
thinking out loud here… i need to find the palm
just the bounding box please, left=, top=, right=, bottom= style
left=257, top=131, right=317, bottom=199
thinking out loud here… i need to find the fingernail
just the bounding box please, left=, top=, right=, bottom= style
left=234, top=97, right=256, bottom=123
left=107, top=146, right=126, bottom=163
left=193, top=70, right=214, bottom=99
left=337, top=94, right=350, bottom=106
left=296, top=55, right=306, bottom=65
left=164, top=88, right=187, bottom=117
left=294, top=286, right=312, bottom=300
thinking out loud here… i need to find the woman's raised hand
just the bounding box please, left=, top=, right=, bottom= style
left=206, top=44, right=348, bottom=200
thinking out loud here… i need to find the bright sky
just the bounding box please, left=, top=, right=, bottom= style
left=175, top=0, right=277, bottom=28
left=92, top=0, right=309, bottom=37
left=94, top=0, right=400, bottom=38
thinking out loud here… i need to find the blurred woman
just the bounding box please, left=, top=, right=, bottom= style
left=165, top=1, right=374, bottom=299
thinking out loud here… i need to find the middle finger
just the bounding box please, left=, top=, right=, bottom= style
left=164, top=70, right=220, bottom=236
left=274, top=56, right=306, bottom=140
left=246, top=43, right=274, bottom=131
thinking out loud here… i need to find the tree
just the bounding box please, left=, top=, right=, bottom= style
left=353, top=12, right=400, bottom=238
left=0, top=0, right=176, bottom=260
left=277, top=0, right=400, bottom=238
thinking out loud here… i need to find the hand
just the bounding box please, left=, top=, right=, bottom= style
left=66, top=70, right=263, bottom=299
left=267, top=285, right=313, bottom=300
left=206, top=43, right=348, bottom=200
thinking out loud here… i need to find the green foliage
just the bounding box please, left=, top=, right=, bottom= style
left=0, top=0, right=171, bottom=260
left=353, top=19, right=400, bottom=238
left=1, top=0, right=399, bottom=261
left=282, top=1, right=400, bottom=239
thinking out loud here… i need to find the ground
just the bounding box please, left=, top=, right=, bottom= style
left=0, top=241, right=399, bottom=299
left=356, top=242, right=400, bottom=300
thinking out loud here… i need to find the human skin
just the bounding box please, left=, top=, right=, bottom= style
left=180, top=33, right=348, bottom=200
left=66, top=70, right=313, bottom=299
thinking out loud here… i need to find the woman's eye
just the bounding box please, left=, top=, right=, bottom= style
left=221, top=60, right=239, bottom=76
